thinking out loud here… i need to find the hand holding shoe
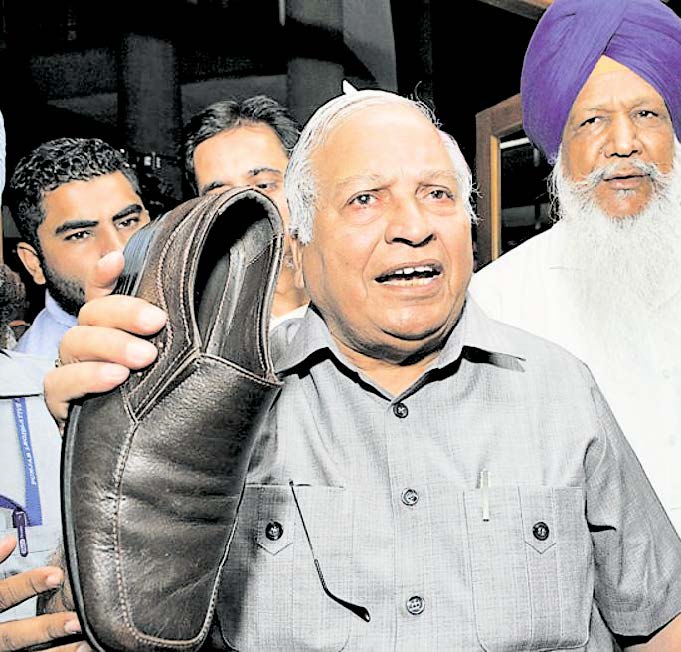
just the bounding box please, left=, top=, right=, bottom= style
left=45, top=251, right=167, bottom=425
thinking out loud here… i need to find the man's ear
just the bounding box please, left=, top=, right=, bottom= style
left=16, top=242, right=46, bottom=285
left=290, top=237, right=305, bottom=290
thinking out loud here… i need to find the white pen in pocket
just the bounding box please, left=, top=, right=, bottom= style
left=478, top=469, right=490, bottom=522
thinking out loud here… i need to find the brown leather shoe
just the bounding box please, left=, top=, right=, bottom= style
left=62, top=188, right=283, bottom=652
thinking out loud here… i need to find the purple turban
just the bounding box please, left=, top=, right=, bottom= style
left=521, top=0, right=681, bottom=162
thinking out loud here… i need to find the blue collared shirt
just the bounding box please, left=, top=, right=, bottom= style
left=15, top=290, right=77, bottom=360
left=213, top=297, right=681, bottom=650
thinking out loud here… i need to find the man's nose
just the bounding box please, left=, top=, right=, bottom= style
left=99, top=227, right=128, bottom=256
left=605, top=114, right=641, bottom=159
left=385, top=198, right=434, bottom=247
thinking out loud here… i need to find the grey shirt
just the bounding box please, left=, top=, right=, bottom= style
left=214, top=297, right=681, bottom=651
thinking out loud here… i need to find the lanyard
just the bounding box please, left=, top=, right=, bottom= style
left=11, top=397, right=42, bottom=527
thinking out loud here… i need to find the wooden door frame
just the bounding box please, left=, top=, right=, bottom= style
left=473, top=0, right=549, bottom=267
left=475, top=94, right=523, bottom=267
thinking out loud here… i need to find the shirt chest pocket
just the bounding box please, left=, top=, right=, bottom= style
left=464, top=486, right=592, bottom=652
left=216, top=484, right=354, bottom=651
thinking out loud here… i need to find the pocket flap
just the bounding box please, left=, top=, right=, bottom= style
left=255, top=485, right=295, bottom=555
left=520, top=487, right=556, bottom=554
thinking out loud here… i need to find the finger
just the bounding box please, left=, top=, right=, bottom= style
left=46, top=642, right=91, bottom=652
left=84, top=250, right=124, bottom=302
left=44, top=642, right=91, bottom=652
left=14, top=635, right=86, bottom=652
left=60, top=325, right=159, bottom=369
left=45, top=361, right=131, bottom=424
left=0, top=537, right=16, bottom=565
left=48, top=320, right=160, bottom=423
left=77, top=295, right=167, bottom=335
left=0, top=567, right=63, bottom=612
left=0, top=612, right=80, bottom=651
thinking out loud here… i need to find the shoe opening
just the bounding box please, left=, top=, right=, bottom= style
left=193, top=194, right=281, bottom=378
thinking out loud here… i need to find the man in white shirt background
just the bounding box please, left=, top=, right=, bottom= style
left=471, top=0, right=681, bottom=531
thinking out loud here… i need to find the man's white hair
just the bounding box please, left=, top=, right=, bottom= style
left=285, top=89, right=476, bottom=245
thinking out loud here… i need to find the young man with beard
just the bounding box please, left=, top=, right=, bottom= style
left=9, top=137, right=150, bottom=360
left=470, top=0, right=681, bottom=532
left=183, top=96, right=308, bottom=327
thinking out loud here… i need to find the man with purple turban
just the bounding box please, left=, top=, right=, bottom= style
left=471, top=0, right=681, bottom=535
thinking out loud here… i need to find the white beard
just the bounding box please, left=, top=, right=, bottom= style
left=551, top=139, right=681, bottom=370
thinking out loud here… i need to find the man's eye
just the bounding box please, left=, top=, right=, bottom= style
left=349, top=193, right=375, bottom=207
left=255, top=181, right=277, bottom=191
left=64, top=231, right=90, bottom=241
left=117, top=217, right=140, bottom=229
left=428, top=188, right=454, bottom=201
left=579, top=116, right=600, bottom=128
left=638, top=109, right=659, bottom=119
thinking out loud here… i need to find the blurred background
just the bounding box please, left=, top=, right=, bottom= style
left=0, top=0, right=678, bottom=316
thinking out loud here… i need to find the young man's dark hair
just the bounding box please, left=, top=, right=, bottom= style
left=182, top=95, right=300, bottom=193
left=8, top=137, right=140, bottom=251
left=9, top=137, right=149, bottom=358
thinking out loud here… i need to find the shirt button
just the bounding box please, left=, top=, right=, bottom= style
left=265, top=521, right=283, bottom=541
left=532, top=521, right=549, bottom=541
left=406, top=595, right=425, bottom=615
left=401, top=488, right=419, bottom=507
left=393, top=402, right=409, bottom=418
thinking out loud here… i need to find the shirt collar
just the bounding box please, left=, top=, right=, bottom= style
left=44, top=290, right=78, bottom=328
left=274, top=294, right=526, bottom=377
left=424, top=296, right=526, bottom=373
left=273, top=306, right=342, bottom=375
left=0, top=350, right=47, bottom=396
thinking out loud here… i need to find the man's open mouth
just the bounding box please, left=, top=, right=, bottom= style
left=375, top=263, right=442, bottom=286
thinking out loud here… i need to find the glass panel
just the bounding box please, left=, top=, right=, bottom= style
left=500, top=130, right=552, bottom=255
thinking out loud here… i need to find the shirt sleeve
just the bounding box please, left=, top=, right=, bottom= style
left=584, top=378, right=681, bottom=636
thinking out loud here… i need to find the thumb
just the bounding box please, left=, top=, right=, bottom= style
left=85, top=251, right=124, bottom=303
left=0, top=535, right=16, bottom=564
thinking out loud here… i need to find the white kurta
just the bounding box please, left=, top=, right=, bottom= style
left=470, top=222, right=681, bottom=534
